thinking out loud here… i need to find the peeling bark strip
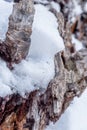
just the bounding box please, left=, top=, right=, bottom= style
left=0, top=0, right=34, bottom=63
left=0, top=49, right=87, bottom=130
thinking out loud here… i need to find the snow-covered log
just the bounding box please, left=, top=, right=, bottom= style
left=0, top=0, right=87, bottom=130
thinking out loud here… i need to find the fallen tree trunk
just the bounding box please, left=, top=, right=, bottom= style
left=0, top=0, right=87, bottom=130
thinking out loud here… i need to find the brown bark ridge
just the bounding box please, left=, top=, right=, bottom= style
left=0, top=48, right=87, bottom=130
left=0, top=0, right=34, bottom=64
left=0, top=0, right=87, bottom=130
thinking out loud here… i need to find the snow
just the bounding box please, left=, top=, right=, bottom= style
left=68, top=89, right=87, bottom=130
left=69, top=0, right=82, bottom=23
left=30, top=4, right=64, bottom=59
left=0, top=2, right=64, bottom=97
left=0, top=1, right=87, bottom=130
left=46, top=108, right=70, bottom=130
left=72, top=0, right=82, bottom=15
left=72, top=35, right=84, bottom=51
left=50, top=1, right=60, bottom=12
left=84, top=3, right=87, bottom=12
left=0, top=83, right=12, bottom=97
left=46, top=34, right=86, bottom=130
left=11, top=4, right=64, bottom=96
left=0, top=0, right=13, bottom=40
left=46, top=89, right=87, bottom=130
left=34, top=0, right=48, bottom=4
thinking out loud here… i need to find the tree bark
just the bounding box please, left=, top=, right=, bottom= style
left=0, top=0, right=87, bottom=130
left=0, top=0, right=34, bottom=64
left=0, top=48, right=87, bottom=130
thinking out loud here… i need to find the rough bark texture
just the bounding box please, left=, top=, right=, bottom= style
left=0, top=0, right=34, bottom=64
left=0, top=48, right=87, bottom=130
left=0, top=0, right=87, bottom=130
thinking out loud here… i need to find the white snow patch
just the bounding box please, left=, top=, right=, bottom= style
left=0, top=0, right=13, bottom=40
left=72, top=35, right=83, bottom=51
left=69, top=0, right=82, bottom=23
left=0, top=59, right=14, bottom=97
left=0, top=83, right=12, bottom=97
left=72, top=0, right=82, bottom=16
left=68, top=89, right=87, bottom=130
left=34, top=0, right=48, bottom=4
left=50, top=1, right=60, bottom=12
left=84, top=2, right=87, bottom=12
left=30, top=4, right=64, bottom=59
left=0, top=3, right=64, bottom=97
left=46, top=108, right=70, bottom=130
